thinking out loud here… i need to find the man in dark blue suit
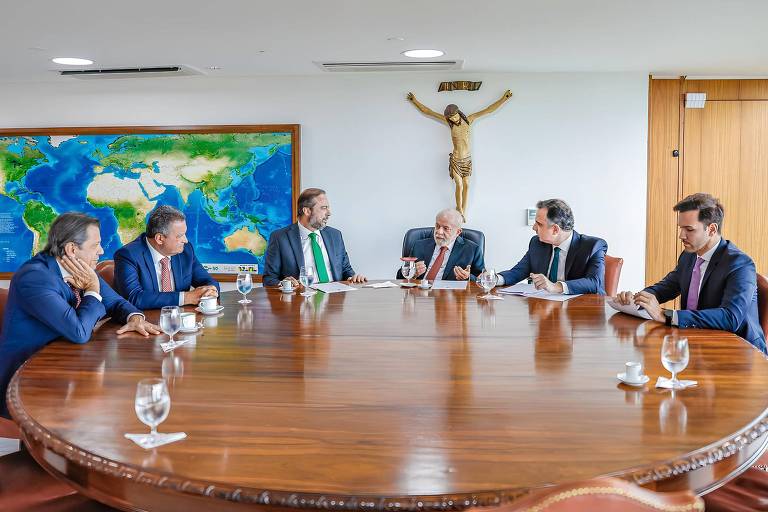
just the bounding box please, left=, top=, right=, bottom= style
left=114, top=205, right=219, bottom=309
left=263, top=188, right=366, bottom=287
left=617, top=193, right=766, bottom=353
left=498, top=199, right=607, bottom=295
left=397, top=208, right=484, bottom=281
left=0, top=213, right=160, bottom=418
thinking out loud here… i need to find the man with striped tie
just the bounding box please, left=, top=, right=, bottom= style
left=0, top=213, right=159, bottom=418
left=497, top=199, right=607, bottom=295
left=616, top=193, right=765, bottom=353
left=263, top=188, right=366, bottom=287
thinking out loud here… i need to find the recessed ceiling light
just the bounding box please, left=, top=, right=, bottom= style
left=207, top=66, right=222, bottom=70
left=387, top=36, right=405, bottom=42
left=52, top=57, right=94, bottom=66
left=402, top=49, right=444, bottom=58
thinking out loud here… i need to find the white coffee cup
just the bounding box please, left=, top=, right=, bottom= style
left=180, top=312, right=196, bottom=330
left=199, top=296, right=218, bottom=312
left=625, top=362, right=643, bottom=382
left=419, top=279, right=430, bottom=289
left=280, top=279, right=295, bottom=292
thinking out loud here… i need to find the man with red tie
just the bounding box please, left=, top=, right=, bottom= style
left=0, top=213, right=160, bottom=418
left=617, top=193, right=765, bottom=353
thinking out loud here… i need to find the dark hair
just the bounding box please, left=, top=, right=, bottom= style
left=444, top=104, right=470, bottom=126
left=147, top=205, right=186, bottom=238
left=673, top=193, right=724, bottom=233
left=297, top=188, right=326, bottom=217
left=42, top=212, right=100, bottom=257
left=536, top=199, right=574, bottom=231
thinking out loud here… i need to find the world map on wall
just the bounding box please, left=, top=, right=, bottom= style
left=0, top=132, right=294, bottom=274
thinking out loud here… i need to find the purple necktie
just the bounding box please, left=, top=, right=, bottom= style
left=686, top=257, right=705, bottom=311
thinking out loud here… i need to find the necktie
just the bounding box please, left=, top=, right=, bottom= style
left=425, top=246, right=449, bottom=281
left=68, top=283, right=82, bottom=309
left=308, top=232, right=330, bottom=283
left=160, top=257, right=173, bottom=292
left=548, top=247, right=561, bottom=283
left=686, top=257, right=705, bottom=311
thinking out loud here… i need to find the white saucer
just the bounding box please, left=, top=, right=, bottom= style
left=179, top=322, right=203, bottom=333
left=195, top=305, right=224, bottom=315
left=400, top=282, right=418, bottom=288
left=418, top=285, right=431, bottom=290
left=280, top=288, right=297, bottom=294
left=617, top=372, right=650, bottom=386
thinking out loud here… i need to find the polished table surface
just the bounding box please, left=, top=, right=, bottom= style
left=9, top=285, right=768, bottom=512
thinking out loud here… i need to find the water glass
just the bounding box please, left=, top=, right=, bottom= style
left=159, top=306, right=181, bottom=344
left=134, top=378, right=170, bottom=438
left=401, top=260, right=416, bottom=284
left=478, top=268, right=497, bottom=298
left=300, top=266, right=316, bottom=297
left=661, top=335, right=690, bottom=389
left=237, top=272, right=253, bottom=304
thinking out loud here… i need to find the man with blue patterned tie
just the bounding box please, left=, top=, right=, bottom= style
left=497, top=199, right=607, bottom=295
left=263, top=188, right=366, bottom=287
left=616, top=193, right=765, bottom=353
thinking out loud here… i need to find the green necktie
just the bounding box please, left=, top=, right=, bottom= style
left=308, top=232, right=330, bottom=283
left=548, top=247, right=561, bottom=283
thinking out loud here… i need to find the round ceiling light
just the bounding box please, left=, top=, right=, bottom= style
left=402, top=49, right=444, bottom=58
left=51, top=57, right=94, bottom=66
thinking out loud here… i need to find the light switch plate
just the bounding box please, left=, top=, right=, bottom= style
left=526, top=208, right=536, bottom=226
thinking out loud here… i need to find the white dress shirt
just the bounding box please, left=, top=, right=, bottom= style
left=497, top=233, right=572, bottom=293
left=672, top=241, right=719, bottom=325
left=298, top=222, right=333, bottom=281
left=146, top=239, right=184, bottom=306
left=57, top=261, right=143, bottom=321
left=425, top=239, right=456, bottom=281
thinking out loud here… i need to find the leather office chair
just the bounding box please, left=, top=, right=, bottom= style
left=757, top=273, right=768, bottom=338
left=485, top=477, right=703, bottom=511
left=0, top=287, right=20, bottom=439
left=604, top=255, right=624, bottom=296
left=95, top=260, right=115, bottom=288
left=402, top=227, right=485, bottom=259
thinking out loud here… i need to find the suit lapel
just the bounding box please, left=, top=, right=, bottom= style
left=442, top=237, right=465, bottom=279
left=288, top=223, right=306, bottom=271
left=680, top=253, right=695, bottom=305
left=699, top=239, right=727, bottom=293
left=563, top=231, right=580, bottom=279
left=142, top=236, right=160, bottom=292
left=320, top=228, right=337, bottom=281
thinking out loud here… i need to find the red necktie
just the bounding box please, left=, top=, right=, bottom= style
left=160, top=257, right=173, bottom=292
left=68, top=283, right=82, bottom=309
left=425, top=246, right=449, bottom=281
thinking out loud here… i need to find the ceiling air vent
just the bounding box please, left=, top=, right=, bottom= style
left=316, top=60, right=463, bottom=72
left=59, top=65, right=204, bottom=79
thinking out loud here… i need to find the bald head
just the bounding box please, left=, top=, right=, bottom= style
left=434, top=208, right=463, bottom=247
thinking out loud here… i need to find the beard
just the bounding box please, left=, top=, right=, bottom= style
left=434, top=235, right=450, bottom=247
left=310, top=215, right=329, bottom=230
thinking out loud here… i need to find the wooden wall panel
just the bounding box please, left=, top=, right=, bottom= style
left=684, top=80, right=740, bottom=100
left=739, top=80, right=768, bottom=100
left=646, top=79, right=681, bottom=287
left=737, top=102, right=768, bottom=274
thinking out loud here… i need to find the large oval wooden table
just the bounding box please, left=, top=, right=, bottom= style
left=9, top=285, right=768, bottom=511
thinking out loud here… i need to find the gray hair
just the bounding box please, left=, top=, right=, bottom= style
left=435, top=208, right=464, bottom=228
left=147, top=205, right=186, bottom=237
left=536, top=199, right=574, bottom=231
left=42, top=212, right=100, bottom=258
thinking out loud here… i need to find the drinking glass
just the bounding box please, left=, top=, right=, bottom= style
left=478, top=268, right=497, bottom=299
left=401, top=260, right=416, bottom=284
left=299, top=266, right=316, bottom=297
left=661, top=335, right=690, bottom=389
left=134, top=378, right=170, bottom=439
left=237, top=272, right=253, bottom=304
left=159, top=306, right=181, bottom=344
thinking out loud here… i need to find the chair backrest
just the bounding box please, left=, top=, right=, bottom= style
left=604, top=255, right=624, bottom=296
left=0, top=287, right=21, bottom=440
left=96, top=260, right=115, bottom=288
left=402, top=227, right=485, bottom=259
left=757, top=273, right=768, bottom=338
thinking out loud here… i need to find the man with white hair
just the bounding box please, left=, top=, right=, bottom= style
left=398, top=208, right=484, bottom=281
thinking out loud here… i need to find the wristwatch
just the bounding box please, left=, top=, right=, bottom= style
left=663, top=309, right=674, bottom=326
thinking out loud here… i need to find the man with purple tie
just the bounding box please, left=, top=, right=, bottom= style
left=617, top=193, right=765, bottom=353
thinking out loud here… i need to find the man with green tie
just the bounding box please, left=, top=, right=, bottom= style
left=497, top=199, right=607, bottom=295
left=263, top=188, right=367, bottom=287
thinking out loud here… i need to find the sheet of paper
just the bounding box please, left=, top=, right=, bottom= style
left=497, top=283, right=580, bottom=301
left=498, top=283, right=537, bottom=295
left=311, top=282, right=358, bottom=293
left=160, top=338, right=193, bottom=353
left=125, top=432, right=187, bottom=449
left=430, top=280, right=468, bottom=290
left=363, top=281, right=399, bottom=288
left=606, top=298, right=652, bottom=320
left=525, top=290, right=582, bottom=302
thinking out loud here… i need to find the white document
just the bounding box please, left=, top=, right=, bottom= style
left=525, top=290, right=582, bottom=302
left=311, top=282, right=358, bottom=293
left=606, top=298, right=652, bottom=320
left=497, top=283, right=537, bottom=295
left=497, top=283, right=581, bottom=301
left=363, top=281, right=399, bottom=288
left=430, top=280, right=468, bottom=290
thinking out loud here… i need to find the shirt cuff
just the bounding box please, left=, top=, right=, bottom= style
left=83, top=290, right=102, bottom=302
left=496, top=275, right=505, bottom=286
left=559, top=281, right=569, bottom=294
left=179, top=292, right=185, bottom=306
left=127, top=312, right=145, bottom=322
left=672, top=310, right=679, bottom=327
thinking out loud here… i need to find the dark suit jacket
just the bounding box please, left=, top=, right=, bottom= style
left=114, top=234, right=219, bottom=309
left=644, top=238, right=766, bottom=353
left=0, top=252, right=139, bottom=417
left=499, top=231, right=607, bottom=295
left=396, top=236, right=484, bottom=281
left=263, top=223, right=355, bottom=286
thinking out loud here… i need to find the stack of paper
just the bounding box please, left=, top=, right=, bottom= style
left=431, top=281, right=468, bottom=290
left=363, top=281, right=399, bottom=289
left=310, top=282, right=358, bottom=293
left=497, top=282, right=582, bottom=302
left=606, top=298, right=652, bottom=320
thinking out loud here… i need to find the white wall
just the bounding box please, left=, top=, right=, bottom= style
left=0, top=72, right=648, bottom=290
